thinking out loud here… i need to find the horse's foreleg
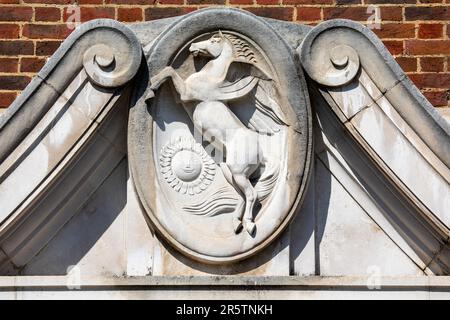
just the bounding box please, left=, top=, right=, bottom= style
left=168, top=70, right=189, bottom=101
left=150, top=67, right=189, bottom=100
left=150, top=66, right=172, bottom=90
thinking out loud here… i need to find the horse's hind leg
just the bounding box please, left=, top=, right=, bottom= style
left=233, top=174, right=257, bottom=235
left=233, top=199, right=245, bottom=233
left=220, top=163, right=244, bottom=233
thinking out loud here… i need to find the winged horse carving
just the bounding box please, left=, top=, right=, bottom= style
left=150, top=31, right=288, bottom=235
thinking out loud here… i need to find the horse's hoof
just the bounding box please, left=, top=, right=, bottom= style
left=233, top=218, right=243, bottom=234
left=149, top=77, right=161, bottom=90
left=149, top=82, right=159, bottom=91
left=246, top=221, right=256, bottom=236
left=145, top=90, right=155, bottom=102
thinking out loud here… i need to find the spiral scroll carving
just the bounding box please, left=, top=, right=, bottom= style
left=299, top=24, right=361, bottom=87
left=82, top=23, right=142, bottom=88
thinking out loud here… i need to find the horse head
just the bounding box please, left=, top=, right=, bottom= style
left=189, top=31, right=230, bottom=58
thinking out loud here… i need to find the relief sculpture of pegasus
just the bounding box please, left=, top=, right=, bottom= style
left=150, top=31, right=288, bottom=235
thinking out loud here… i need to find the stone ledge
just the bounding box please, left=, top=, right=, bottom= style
left=1, top=275, right=450, bottom=289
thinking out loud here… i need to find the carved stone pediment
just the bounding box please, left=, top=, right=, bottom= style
left=128, top=9, right=312, bottom=264
left=0, top=7, right=449, bottom=298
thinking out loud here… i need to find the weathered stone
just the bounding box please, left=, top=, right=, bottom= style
left=128, top=8, right=312, bottom=265
left=0, top=7, right=448, bottom=299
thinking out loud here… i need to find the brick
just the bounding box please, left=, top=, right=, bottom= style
left=372, top=23, right=416, bottom=39
left=0, top=92, right=17, bottom=108
left=0, top=58, right=18, bottom=73
left=0, top=24, right=19, bottom=38
left=23, top=0, right=72, bottom=3
left=145, top=7, right=197, bottom=21
left=323, top=7, right=369, bottom=21
left=284, top=0, right=332, bottom=4
left=22, top=24, right=72, bottom=39
left=406, top=40, right=450, bottom=55
left=419, top=24, right=444, bottom=39
left=63, top=7, right=115, bottom=22
left=245, top=7, right=294, bottom=21
left=405, top=6, right=450, bottom=21
left=118, top=8, right=143, bottom=22
left=409, top=73, right=450, bottom=88
left=0, top=75, right=31, bottom=90
left=420, top=57, right=445, bottom=72
left=336, top=0, right=361, bottom=4
left=20, top=57, right=46, bottom=73
left=81, top=7, right=115, bottom=22
left=257, top=0, right=279, bottom=4
left=187, top=0, right=225, bottom=3
left=395, top=57, right=417, bottom=72
left=35, top=40, right=61, bottom=56
left=158, top=0, right=184, bottom=3
left=106, top=0, right=148, bottom=3
left=78, top=0, right=103, bottom=3
left=35, top=7, right=61, bottom=22
left=296, top=7, right=321, bottom=21
left=383, top=40, right=404, bottom=55
left=380, top=7, right=402, bottom=22
left=423, top=91, right=449, bottom=107
left=230, top=0, right=253, bottom=3
left=0, top=7, right=33, bottom=21
left=0, top=40, right=34, bottom=55
left=0, top=0, right=20, bottom=3
left=366, top=0, right=415, bottom=3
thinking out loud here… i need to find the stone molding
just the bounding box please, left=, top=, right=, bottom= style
left=0, top=9, right=448, bottom=288
left=128, top=8, right=313, bottom=264
left=300, top=20, right=450, bottom=273
left=0, top=20, right=142, bottom=270
left=1, top=275, right=450, bottom=299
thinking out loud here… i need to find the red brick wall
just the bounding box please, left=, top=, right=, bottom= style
left=0, top=1, right=449, bottom=110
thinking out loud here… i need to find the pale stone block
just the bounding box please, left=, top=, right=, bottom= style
left=351, top=104, right=450, bottom=226
left=315, top=161, right=424, bottom=276
left=21, top=160, right=128, bottom=276
left=125, top=174, right=154, bottom=276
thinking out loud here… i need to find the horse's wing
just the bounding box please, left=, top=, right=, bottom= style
left=214, top=76, right=259, bottom=101
left=254, top=81, right=288, bottom=127
left=229, top=80, right=289, bottom=135
left=218, top=61, right=292, bottom=134
left=213, top=61, right=271, bottom=101
left=228, top=60, right=272, bottom=81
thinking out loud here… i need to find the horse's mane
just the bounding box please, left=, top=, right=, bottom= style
left=223, top=34, right=258, bottom=64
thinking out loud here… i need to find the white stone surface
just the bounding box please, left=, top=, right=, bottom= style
left=0, top=9, right=448, bottom=299
left=22, top=160, right=128, bottom=276
left=125, top=174, right=154, bottom=276
left=0, top=275, right=449, bottom=300
left=135, top=23, right=311, bottom=264
left=315, top=161, right=424, bottom=276
left=438, top=108, right=450, bottom=124
left=351, top=97, right=450, bottom=226
left=0, top=72, right=115, bottom=229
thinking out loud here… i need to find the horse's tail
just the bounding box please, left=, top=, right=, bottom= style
left=254, top=155, right=279, bottom=202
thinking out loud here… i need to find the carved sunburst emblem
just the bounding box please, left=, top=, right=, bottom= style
left=160, top=137, right=216, bottom=195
